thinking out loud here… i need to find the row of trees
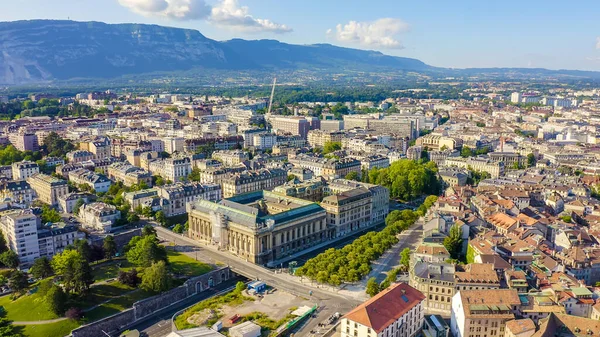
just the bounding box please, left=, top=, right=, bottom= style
left=295, top=196, right=438, bottom=286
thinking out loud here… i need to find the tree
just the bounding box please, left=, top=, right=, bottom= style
left=72, top=198, right=85, bottom=215
left=345, top=171, right=360, bottom=181
left=40, top=204, right=61, bottom=223
left=126, top=235, right=168, bottom=267
left=184, top=221, right=189, bottom=232
left=443, top=224, right=464, bottom=260
left=74, top=239, right=92, bottom=262
left=46, top=285, right=68, bottom=315
left=173, top=224, right=184, bottom=234
left=142, top=224, right=157, bottom=237
left=0, top=231, right=6, bottom=254
left=0, top=309, right=22, bottom=337
left=0, top=251, right=19, bottom=269
left=235, top=281, right=246, bottom=293
left=527, top=153, right=536, bottom=167
left=366, top=277, right=380, bottom=297
left=155, top=211, right=167, bottom=226
left=400, top=248, right=411, bottom=270
left=141, top=261, right=171, bottom=293
left=560, top=215, right=572, bottom=223
left=52, top=249, right=92, bottom=294
left=103, top=236, right=117, bottom=260
left=8, top=270, right=28, bottom=293
left=323, top=141, right=342, bottom=154
left=30, top=257, right=53, bottom=279
left=118, top=269, right=139, bottom=287
left=65, top=307, right=84, bottom=320
left=188, top=167, right=201, bottom=182
left=127, top=212, right=140, bottom=224
left=460, top=146, right=474, bottom=158
left=72, top=256, right=94, bottom=294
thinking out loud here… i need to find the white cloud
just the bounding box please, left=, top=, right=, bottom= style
left=209, top=0, right=292, bottom=33
left=327, top=18, right=409, bottom=49
left=117, top=0, right=292, bottom=33
left=596, top=37, right=600, bottom=50
left=118, top=0, right=211, bottom=20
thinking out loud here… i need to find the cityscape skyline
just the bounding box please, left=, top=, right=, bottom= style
left=1, top=0, right=600, bottom=71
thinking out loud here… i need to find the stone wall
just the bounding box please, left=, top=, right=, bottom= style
left=71, top=267, right=231, bottom=337
left=71, top=309, right=135, bottom=337
left=90, top=228, right=142, bottom=251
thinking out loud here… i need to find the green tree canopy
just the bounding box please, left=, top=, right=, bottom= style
left=103, top=235, right=117, bottom=260
left=8, top=270, right=28, bottom=294
left=141, top=260, right=171, bottom=293
left=46, top=285, right=68, bottom=315
left=323, top=141, right=342, bottom=154
left=0, top=251, right=19, bottom=269
left=30, top=257, right=54, bottom=279
left=366, top=277, right=380, bottom=297
left=126, top=235, right=168, bottom=267
left=443, top=224, right=464, bottom=260
left=345, top=171, right=360, bottom=181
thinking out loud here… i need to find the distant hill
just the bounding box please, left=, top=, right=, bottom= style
left=0, top=20, right=598, bottom=85
left=0, top=20, right=432, bottom=84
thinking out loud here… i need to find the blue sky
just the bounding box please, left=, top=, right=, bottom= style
left=2, top=0, right=600, bottom=70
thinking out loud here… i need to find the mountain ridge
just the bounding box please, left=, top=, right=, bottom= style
left=0, top=19, right=598, bottom=85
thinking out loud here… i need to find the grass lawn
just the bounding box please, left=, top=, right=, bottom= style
left=168, top=251, right=213, bottom=277
left=18, top=319, right=81, bottom=337
left=0, top=293, right=59, bottom=321
left=91, top=259, right=133, bottom=281
left=84, top=289, right=153, bottom=321
left=71, top=282, right=135, bottom=310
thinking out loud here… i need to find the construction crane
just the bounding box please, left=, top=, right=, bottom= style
left=267, top=77, right=277, bottom=116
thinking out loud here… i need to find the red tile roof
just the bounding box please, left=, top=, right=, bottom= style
left=343, top=283, right=424, bottom=333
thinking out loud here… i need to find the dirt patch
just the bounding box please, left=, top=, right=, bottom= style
left=187, top=309, right=216, bottom=326
left=220, top=290, right=313, bottom=328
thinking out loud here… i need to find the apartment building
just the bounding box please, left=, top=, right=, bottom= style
left=157, top=182, right=222, bottom=217
left=88, top=138, right=111, bottom=159
left=163, top=136, right=185, bottom=154
left=321, top=187, right=372, bottom=237
left=212, top=150, right=250, bottom=167
left=417, top=134, right=463, bottom=151
left=288, top=154, right=361, bottom=179
left=11, top=132, right=39, bottom=152
left=444, top=156, right=505, bottom=178
left=326, top=179, right=390, bottom=225
left=307, top=130, right=345, bottom=148
left=12, top=161, right=40, bottom=180
left=123, top=189, right=159, bottom=211
left=68, top=168, right=112, bottom=193
left=107, top=162, right=153, bottom=187
left=78, top=202, right=121, bottom=233
left=148, top=157, right=192, bottom=183
left=67, top=150, right=95, bottom=163
left=27, top=173, right=69, bottom=206
left=220, top=168, right=287, bottom=198
left=59, top=192, right=94, bottom=213
left=343, top=114, right=415, bottom=139
left=0, top=180, right=35, bottom=206
left=188, top=190, right=328, bottom=265
left=451, top=289, right=521, bottom=337
left=341, top=283, right=425, bottom=337
left=269, top=116, right=312, bottom=139
left=0, top=210, right=40, bottom=267
left=38, top=223, right=85, bottom=258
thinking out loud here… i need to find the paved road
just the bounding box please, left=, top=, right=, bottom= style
left=365, top=223, right=424, bottom=285
left=154, top=227, right=361, bottom=337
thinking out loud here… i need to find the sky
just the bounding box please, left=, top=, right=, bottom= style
left=1, top=0, right=600, bottom=71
